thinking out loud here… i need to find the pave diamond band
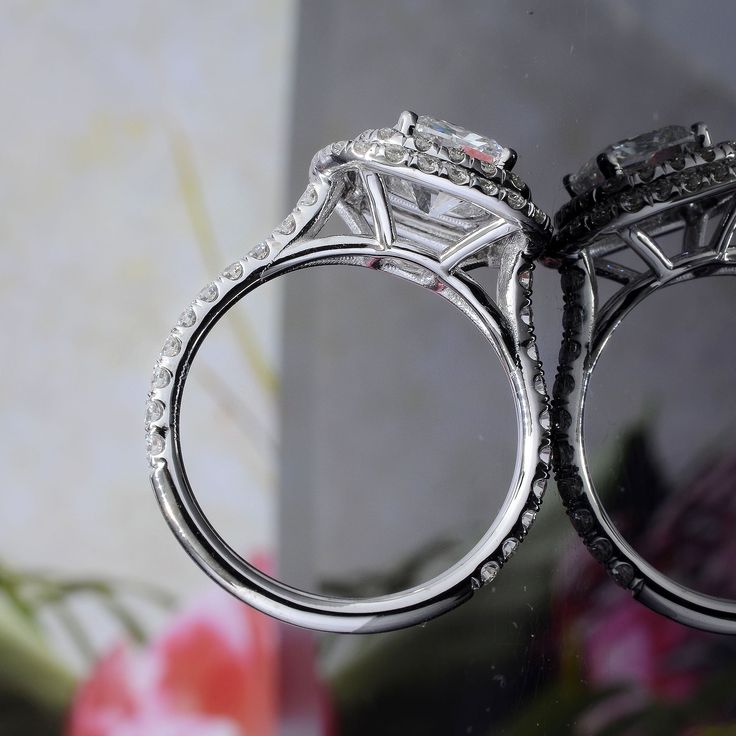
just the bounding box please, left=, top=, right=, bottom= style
left=147, top=111, right=551, bottom=633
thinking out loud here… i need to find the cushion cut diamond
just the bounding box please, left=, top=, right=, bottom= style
left=384, top=175, right=489, bottom=222
left=569, top=125, right=696, bottom=195
left=415, top=115, right=506, bottom=165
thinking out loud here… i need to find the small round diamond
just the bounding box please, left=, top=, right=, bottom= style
left=222, top=262, right=243, bottom=281
left=277, top=214, right=296, bottom=235
left=712, top=161, right=730, bottom=182
left=299, top=184, right=318, bottom=206
left=478, top=179, right=499, bottom=196
left=560, top=338, right=581, bottom=363
left=198, top=282, right=219, bottom=303
left=524, top=339, right=538, bottom=361
left=352, top=139, right=370, bottom=155
left=589, top=537, right=612, bottom=562
left=384, top=144, right=405, bottom=163
left=518, top=265, right=532, bottom=289
left=532, top=477, right=546, bottom=499
left=178, top=307, right=196, bottom=328
left=562, top=265, right=585, bottom=293
left=619, top=189, right=645, bottom=212
left=539, top=408, right=550, bottom=429
left=146, top=430, right=165, bottom=456
left=589, top=207, right=611, bottom=228
left=146, top=398, right=164, bottom=424
left=650, top=177, right=671, bottom=201
left=553, top=407, right=572, bottom=431
left=570, top=508, right=594, bottom=533
left=521, top=509, right=536, bottom=531
left=505, top=191, right=526, bottom=210
left=377, top=128, right=395, bottom=140
left=610, top=562, right=635, bottom=587
left=502, top=538, right=519, bottom=560
left=480, top=560, right=500, bottom=584
left=669, top=154, right=686, bottom=171
left=416, top=154, right=437, bottom=173
left=448, top=147, right=465, bottom=163
left=161, top=334, right=181, bottom=358
left=539, top=442, right=552, bottom=465
left=559, top=474, right=583, bottom=500
left=480, top=161, right=498, bottom=177
left=413, top=133, right=433, bottom=152
left=532, top=207, right=547, bottom=226
left=680, top=170, right=702, bottom=193
left=414, top=269, right=437, bottom=288
left=447, top=165, right=469, bottom=185
left=249, top=242, right=270, bottom=260
left=331, top=141, right=346, bottom=155
left=507, top=172, right=524, bottom=190
left=151, top=365, right=171, bottom=389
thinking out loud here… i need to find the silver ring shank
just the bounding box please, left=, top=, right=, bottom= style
left=150, top=240, right=548, bottom=632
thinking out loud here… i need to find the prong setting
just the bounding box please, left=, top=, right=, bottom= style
left=691, top=121, right=712, bottom=148
left=502, top=147, right=518, bottom=171
left=396, top=110, right=418, bottom=135
left=596, top=151, right=622, bottom=179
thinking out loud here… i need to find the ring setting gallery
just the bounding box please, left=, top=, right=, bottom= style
left=145, top=111, right=552, bottom=633
left=550, top=122, right=736, bottom=634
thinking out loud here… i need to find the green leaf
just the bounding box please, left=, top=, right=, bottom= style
left=493, top=681, right=623, bottom=736
left=0, top=595, right=75, bottom=714
left=0, top=688, right=66, bottom=736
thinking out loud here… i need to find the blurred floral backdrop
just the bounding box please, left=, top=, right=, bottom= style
left=0, top=1, right=307, bottom=733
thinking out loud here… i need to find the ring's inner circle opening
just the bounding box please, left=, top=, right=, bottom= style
left=180, top=262, right=518, bottom=597
left=585, top=275, right=736, bottom=600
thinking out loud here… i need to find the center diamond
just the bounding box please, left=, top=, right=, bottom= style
left=384, top=175, right=490, bottom=222
left=569, top=125, right=696, bottom=196
left=415, top=115, right=506, bottom=165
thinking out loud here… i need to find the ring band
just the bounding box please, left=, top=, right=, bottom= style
left=146, top=111, right=552, bottom=633
left=550, top=122, right=736, bottom=633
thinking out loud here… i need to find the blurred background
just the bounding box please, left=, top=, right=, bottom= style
left=2, top=1, right=736, bottom=734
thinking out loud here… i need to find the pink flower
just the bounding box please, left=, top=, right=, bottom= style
left=581, top=592, right=700, bottom=701
left=558, top=585, right=706, bottom=735
left=67, top=584, right=335, bottom=736
left=553, top=443, right=736, bottom=714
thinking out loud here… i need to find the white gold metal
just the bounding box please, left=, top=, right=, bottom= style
left=147, top=111, right=551, bottom=633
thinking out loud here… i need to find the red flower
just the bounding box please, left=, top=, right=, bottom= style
left=67, top=585, right=335, bottom=735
